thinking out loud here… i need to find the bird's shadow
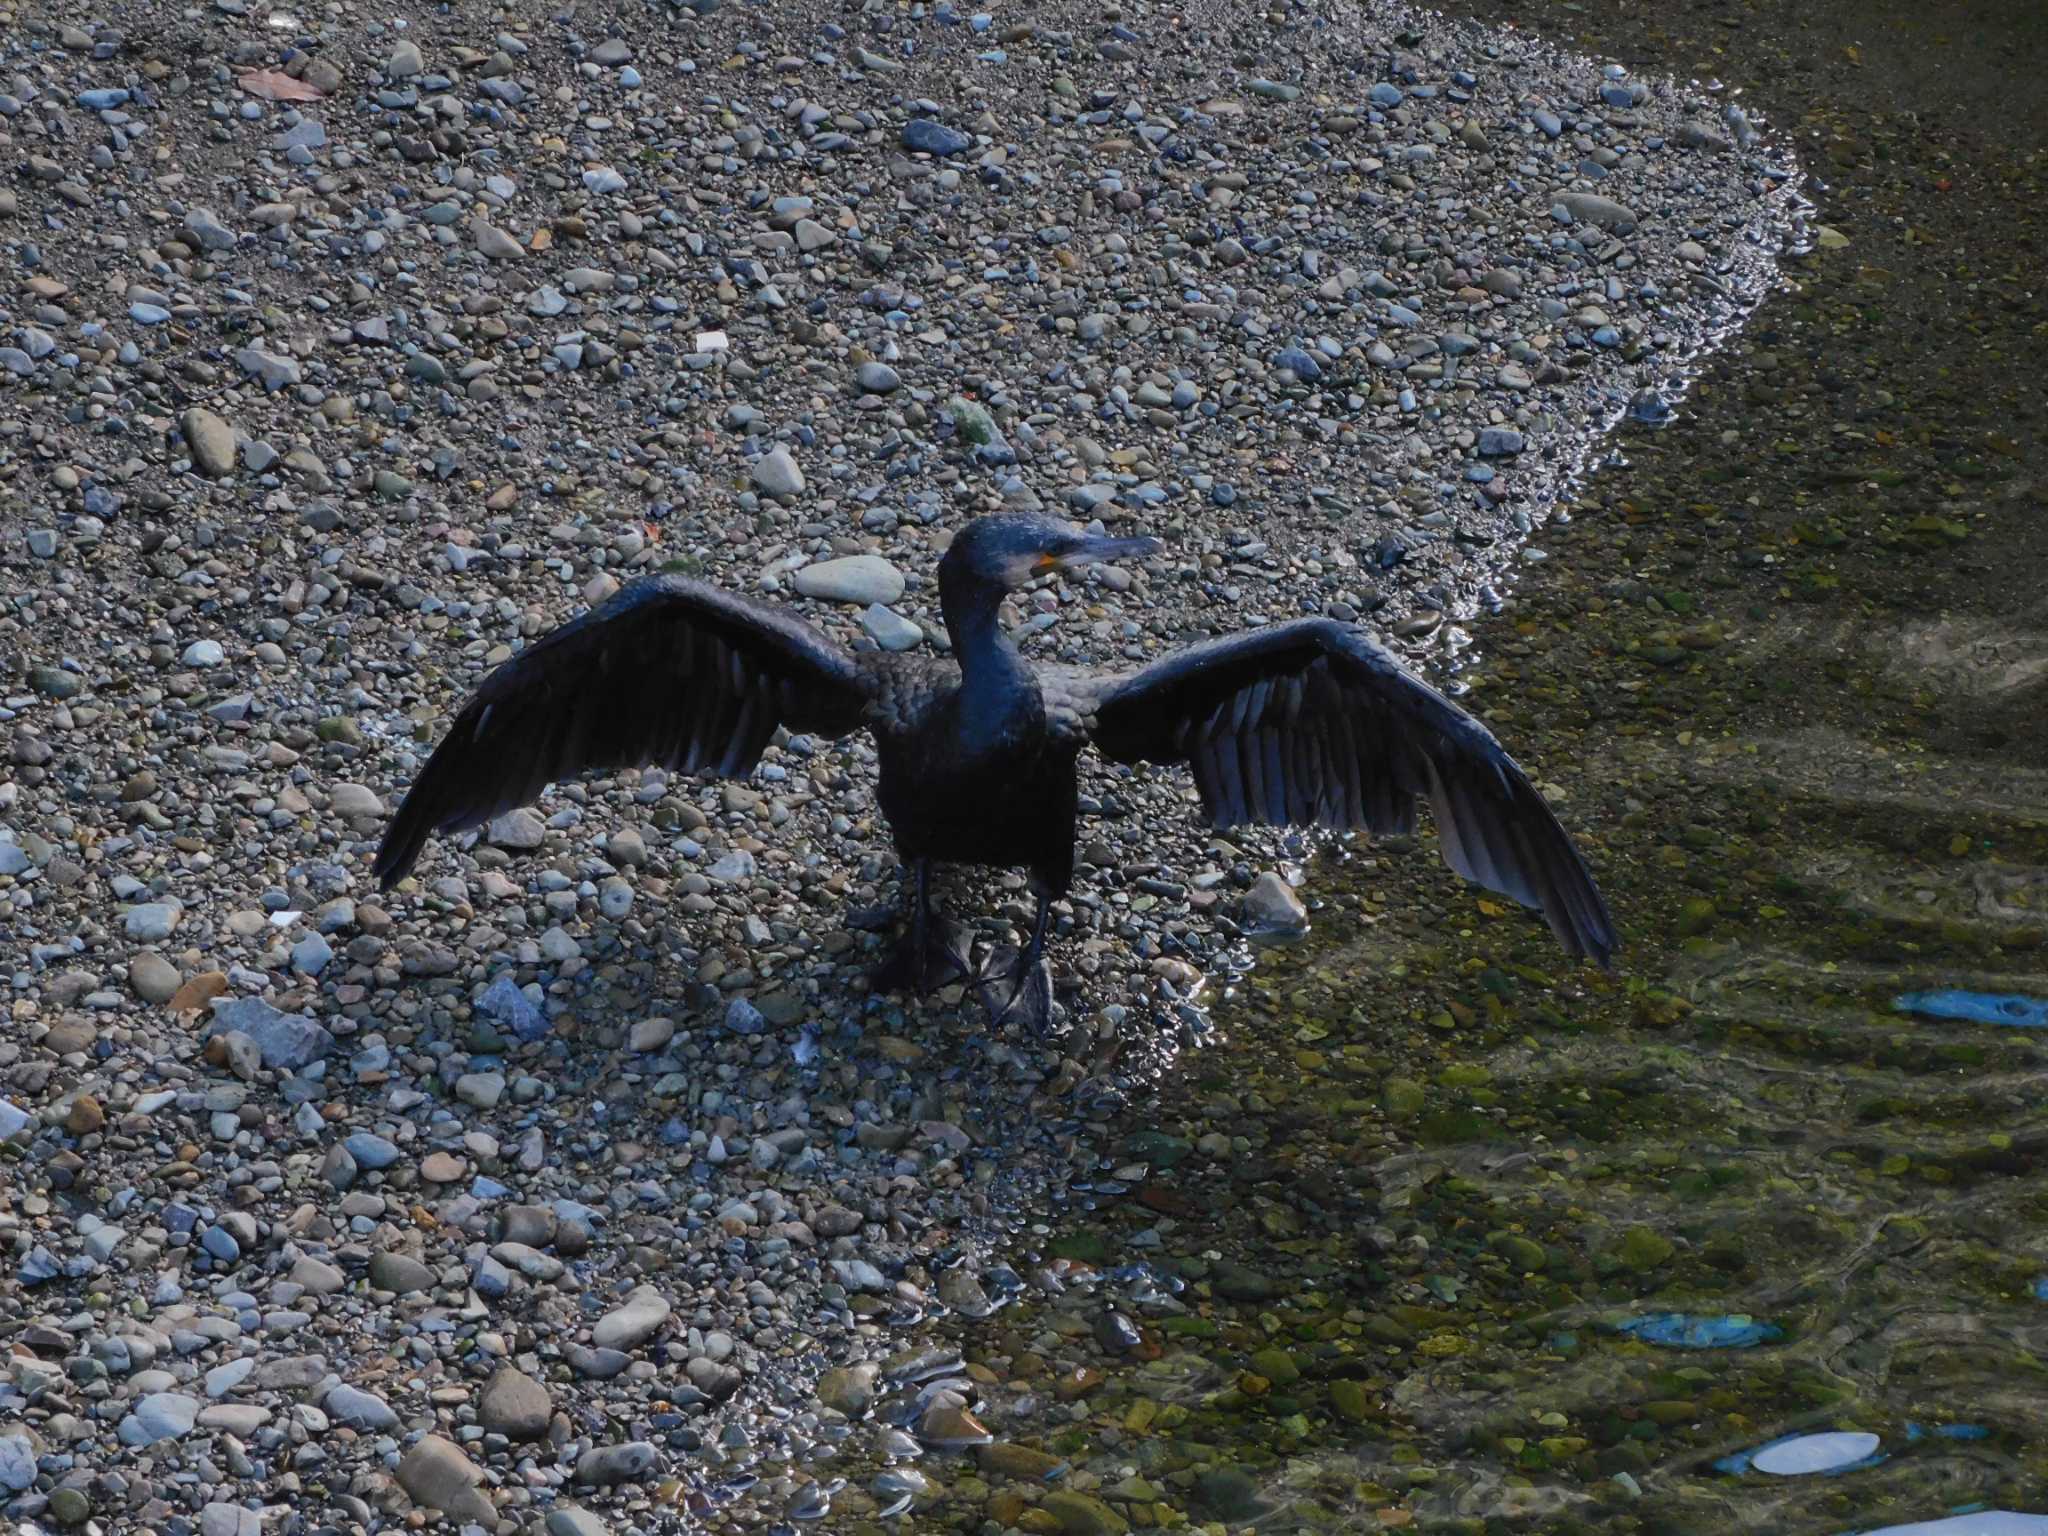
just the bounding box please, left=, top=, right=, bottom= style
left=831, top=862, right=1251, bottom=1111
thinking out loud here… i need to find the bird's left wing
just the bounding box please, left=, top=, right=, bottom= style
left=372, top=575, right=874, bottom=889
left=1066, top=618, right=1617, bottom=963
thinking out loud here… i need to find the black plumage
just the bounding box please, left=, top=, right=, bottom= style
left=372, top=581, right=868, bottom=891
left=373, top=515, right=1616, bottom=1028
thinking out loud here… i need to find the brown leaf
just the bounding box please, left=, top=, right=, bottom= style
left=237, top=69, right=325, bottom=103
left=168, top=969, right=229, bottom=1015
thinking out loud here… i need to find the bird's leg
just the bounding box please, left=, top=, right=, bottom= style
left=979, top=892, right=1058, bottom=1036
left=871, top=860, right=972, bottom=996
left=908, top=859, right=931, bottom=991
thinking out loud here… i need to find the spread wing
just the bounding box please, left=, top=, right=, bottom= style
left=1071, top=618, right=1617, bottom=963
left=372, top=575, right=873, bottom=889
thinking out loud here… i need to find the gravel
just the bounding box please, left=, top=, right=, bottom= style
left=0, top=0, right=1793, bottom=1529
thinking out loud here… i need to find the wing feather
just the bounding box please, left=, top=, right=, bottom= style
left=1075, top=619, right=1617, bottom=964
left=1261, top=726, right=1287, bottom=825
left=372, top=575, right=873, bottom=890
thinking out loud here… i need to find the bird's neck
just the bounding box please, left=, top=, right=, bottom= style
left=944, top=585, right=1025, bottom=681
left=941, top=575, right=1034, bottom=726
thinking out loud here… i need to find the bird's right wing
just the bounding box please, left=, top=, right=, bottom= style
left=1068, top=618, right=1617, bottom=964
left=372, top=575, right=873, bottom=889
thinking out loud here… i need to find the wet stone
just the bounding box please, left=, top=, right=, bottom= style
left=1211, top=1260, right=1283, bottom=1302
left=1749, top=1431, right=1883, bottom=1476
left=1241, top=871, right=1308, bottom=935
left=1195, top=1465, right=1263, bottom=1520
left=1618, top=1225, right=1676, bottom=1271
left=817, top=1361, right=879, bottom=1415
left=1040, top=1490, right=1131, bottom=1535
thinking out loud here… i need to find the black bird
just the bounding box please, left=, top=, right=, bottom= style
left=372, top=515, right=1616, bottom=1030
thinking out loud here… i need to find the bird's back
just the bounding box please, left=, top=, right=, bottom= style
left=859, top=651, right=961, bottom=741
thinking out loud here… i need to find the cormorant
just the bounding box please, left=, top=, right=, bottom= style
left=372, top=515, right=1616, bottom=1030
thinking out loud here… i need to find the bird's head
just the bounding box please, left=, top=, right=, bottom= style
left=940, top=515, right=1163, bottom=594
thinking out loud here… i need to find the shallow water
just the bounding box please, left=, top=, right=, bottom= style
left=1154, top=868, right=2048, bottom=1530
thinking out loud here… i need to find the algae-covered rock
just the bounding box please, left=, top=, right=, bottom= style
left=1382, top=1077, right=1426, bottom=1119
left=1248, top=1347, right=1300, bottom=1386
left=1329, top=1379, right=1373, bottom=1422
left=1491, top=1233, right=1549, bottom=1272
left=1617, top=1226, right=1676, bottom=1271
left=1040, top=1490, right=1130, bottom=1535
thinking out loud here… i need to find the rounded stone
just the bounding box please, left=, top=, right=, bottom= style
left=791, top=556, right=905, bottom=606
left=480, top=1366, right=553, bottom=1441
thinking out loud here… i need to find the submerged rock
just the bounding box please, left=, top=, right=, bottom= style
left=1740, top=1430, right=1884, bottom=1477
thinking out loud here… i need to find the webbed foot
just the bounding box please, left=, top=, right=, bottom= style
left=976, top=943, right=1060, bottom=1036
left=871, top=916, right=974, bottom=996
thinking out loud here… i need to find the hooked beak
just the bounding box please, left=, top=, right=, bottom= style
left=1047, top=532, right=1165, bottom=574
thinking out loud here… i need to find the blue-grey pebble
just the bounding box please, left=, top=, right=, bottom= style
left=902, top=118, right=972, bottom=156
left=1273, top=346, right=1322, bottom=381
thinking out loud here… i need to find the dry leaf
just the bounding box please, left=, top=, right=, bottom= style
left=237, top=69, right=325, bottom=103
